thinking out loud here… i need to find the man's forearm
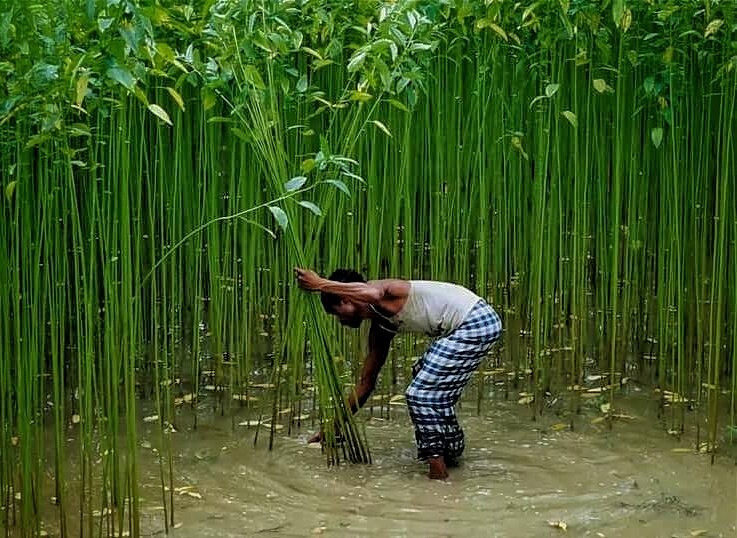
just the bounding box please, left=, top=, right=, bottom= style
left=347, top=380, right=375, bottom=414
left=315, top=279, right=383, bottom=304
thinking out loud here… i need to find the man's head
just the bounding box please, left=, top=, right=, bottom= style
left=320, top=268, right=366, bottom=328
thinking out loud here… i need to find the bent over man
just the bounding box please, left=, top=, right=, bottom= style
left=295, top=268, right=502, bottom=479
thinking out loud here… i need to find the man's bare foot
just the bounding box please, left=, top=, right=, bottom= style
left=428, top=456, right=449, bottom=480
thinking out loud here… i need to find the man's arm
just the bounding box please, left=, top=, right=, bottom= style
left=294, top=267, right=384, bottom=304
left=347, top=321, right=394, bottom=413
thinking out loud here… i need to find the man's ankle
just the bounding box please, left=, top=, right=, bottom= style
left=428, top=455, right=449, bottom=480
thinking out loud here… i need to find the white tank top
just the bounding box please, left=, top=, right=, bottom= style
left=387, top=281, right=481, bottom=337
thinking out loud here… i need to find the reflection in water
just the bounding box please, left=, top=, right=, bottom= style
left=127, top=396, right=737, bottom=538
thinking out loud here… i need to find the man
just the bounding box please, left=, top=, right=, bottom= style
left=294, top=267, right=502, bottom=480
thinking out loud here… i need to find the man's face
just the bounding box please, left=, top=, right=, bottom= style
left=330, top=299, right=363, bottom=328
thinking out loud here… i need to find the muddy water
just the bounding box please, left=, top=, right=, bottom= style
left=131, top=395, right=737, bottom=538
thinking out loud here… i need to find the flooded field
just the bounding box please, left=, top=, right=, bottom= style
left=120, top=394, right=737, bottom=538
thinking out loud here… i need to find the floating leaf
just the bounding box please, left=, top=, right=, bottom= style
left=174, top=393, right=196, bottom=405
left=325, top=179, right=350, bottom=197
left=298, top=200, right=322, bottom=216
left=371, top=119, right=392, bottom=137
left=231, top=394, right=258, bottom=402
left=239, top=420, right=266, bottom=427
left=268, top=206, right=288, bottom=231
left=389, top=394, right=406, bottom=406
left=651, top=127, right=664, bottom=148
left=5, top=180, right=16, bottom=201
left=551, top=423, right=568, bottom=431
left=147, top=104, right=172, bottom=126
left=545, top=83, right=560, bottom=98
left=166, top=87, right=185, bottom=111
left=561, top=110, right=577, bottom=128
left=284, top=176, right=307, bottom=192
left=548, top=520, right=568, bottom=532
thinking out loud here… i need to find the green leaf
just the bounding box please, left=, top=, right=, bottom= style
left=106, top=67, right=136, bottom=91
left=298, top=200, right=322, bottom=216
left=5, top=180, right=16, bottom=201
left=388, top=99, right=409, bottom=112
left=341, top=170, right=365, bottom=183
left=347, top=51, right=366, bottom=72
left=651, top=127, right=664, bottom=148
left=325, top=179, right=350, bottom=197
left=475, top=19, right=508, bottom=41
left=268, top=206, right=288, bottom=231
left=489, top=23, right=508, bottom=41
left=410, top=42, right=433, bottom=52
left=296, top=74, right=308, bottom=93
left=705, top=19, right=723, bottom=38
left=593, top=79, right=612, bottom=94
left=75, top=74, right=89, bottom=107
left=300, top=159, right=316, bottom=174
left=239, top=217, right=276, bottom=239
left=166, top=87, right=185, bottom=111
left=643, top=77, right=655, bottom=95
left=243, top=65, right=265, bottom=89
left=561, top=110, right=577, bottom=128
left=613, top=0, right=625, bottom=28
left=301, top=47, right=323, bottom=60
left=545, top=83, right=560, bottom=98
left=349, top=90, right=373, bottom=102
left=371, top=120, right=392, bottom=137
left=202, top=88, right=217, bottom=111
left=284, top=176, right=307, bottom=192
left=148, top=104, right=173, bottom=126
left=25, top=134, right=50, bottom=149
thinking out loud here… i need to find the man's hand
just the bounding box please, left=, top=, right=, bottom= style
left=306, top=421, right=343, bottom=445
left=294, top=267, right=323, bottom=291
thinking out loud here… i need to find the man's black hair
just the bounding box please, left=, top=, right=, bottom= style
left=320, top=268, right=366, bottom=312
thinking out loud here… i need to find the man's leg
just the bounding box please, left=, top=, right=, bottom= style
left=405, top=302, right=502, bottom=476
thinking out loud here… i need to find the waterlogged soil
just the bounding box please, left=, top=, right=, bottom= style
left=127, top=395, right=737, bottom=538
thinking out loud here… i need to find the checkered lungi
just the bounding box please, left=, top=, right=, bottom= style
left=405, top=300, right=502, bottom=461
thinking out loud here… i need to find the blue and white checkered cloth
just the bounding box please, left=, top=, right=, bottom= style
left=405, top=300, right=502, bottom=461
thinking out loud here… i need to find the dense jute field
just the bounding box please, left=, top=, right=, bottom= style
left=1, top=1, right=735, bottom=536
